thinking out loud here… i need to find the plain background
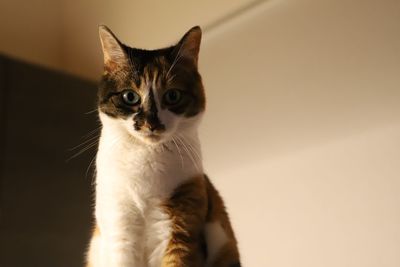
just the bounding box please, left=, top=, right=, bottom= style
left=1, top=0, right=400, bottom=266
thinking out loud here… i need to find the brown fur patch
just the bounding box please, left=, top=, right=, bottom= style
left=204, top=175, right=240, bottom=267
left=209, top=243, right=241, bottom=267
left=162, top=175, right=240, bottom=266
left=204, top=176, right=237, bottom=241
left=162, top=175, right=208, bottom=267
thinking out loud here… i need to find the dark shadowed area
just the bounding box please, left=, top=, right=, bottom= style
left=0, top=55, right=98, bottom=267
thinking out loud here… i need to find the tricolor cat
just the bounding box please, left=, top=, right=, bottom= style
left=86, top=25, right=241, bottom=267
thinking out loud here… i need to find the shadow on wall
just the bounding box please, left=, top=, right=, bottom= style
left=0, top=55, right=98, bottom=267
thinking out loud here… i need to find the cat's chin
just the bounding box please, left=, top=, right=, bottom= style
left=131, top=132, right=167, bottom=146
left=142, top=134, right=163, bottom=144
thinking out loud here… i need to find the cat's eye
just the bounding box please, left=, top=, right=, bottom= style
left=122, top=90, right=140, bottom=106
left=163, top=89, right=182, bottom=106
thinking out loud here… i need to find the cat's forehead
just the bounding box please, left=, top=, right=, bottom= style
left=127, top=47, right=172, bottom=71
left=117, top=46, right=192, bottom=93
left=123, top=47, right=171, bottom=88
left=131, top=65, right=167, bottom=94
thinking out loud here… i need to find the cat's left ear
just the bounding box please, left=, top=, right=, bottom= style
left=173, top=26, right=202, bottom=67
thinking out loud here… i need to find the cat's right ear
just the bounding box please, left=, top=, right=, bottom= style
left=98, top=25, right=128, bottom=71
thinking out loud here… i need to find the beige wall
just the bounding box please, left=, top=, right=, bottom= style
left=60, top=0, right=255, bottom=80
left=0, top=0, right=62, bottom=70
left=199, top=0, right=400, bottom=266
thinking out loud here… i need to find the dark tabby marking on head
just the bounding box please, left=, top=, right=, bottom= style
left=133, top=88, right=165, bottom=132
left=97, top=25, right=205, bottom=129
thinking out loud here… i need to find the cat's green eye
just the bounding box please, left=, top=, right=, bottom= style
left=163, top=89, right=182, bottom=106
left=122, top=90, right=140, bottom=106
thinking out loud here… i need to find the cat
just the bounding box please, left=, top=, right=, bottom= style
left=85, top=25, right=241, bottom=267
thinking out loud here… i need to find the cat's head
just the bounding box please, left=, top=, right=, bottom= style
left=97, top=26, right=205, bottom=145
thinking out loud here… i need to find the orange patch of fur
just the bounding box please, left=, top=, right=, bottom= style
left=162, top=175, right=240, bottom=267
left=85, top=225, right=100, bottom=267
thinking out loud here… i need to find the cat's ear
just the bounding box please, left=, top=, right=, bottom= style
left=98, top=25, right=128, bottom=70
left=173, top=26, right=202, bottom=66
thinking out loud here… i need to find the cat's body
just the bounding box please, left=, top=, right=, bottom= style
left=86, top=26, right=240, bottom=267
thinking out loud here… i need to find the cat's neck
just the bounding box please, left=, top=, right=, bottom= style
left=96, top=119, right=203, bottom=196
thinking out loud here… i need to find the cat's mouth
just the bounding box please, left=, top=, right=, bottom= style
left=137, top=131, right=165, bottom=144
left=144, top=132, right=162, bottom=140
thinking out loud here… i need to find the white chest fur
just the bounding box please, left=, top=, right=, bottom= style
left=94, top=118, right=202, bottom=267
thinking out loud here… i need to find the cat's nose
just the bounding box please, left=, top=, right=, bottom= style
left=147, top=123, right=157, bottom=132
left=144, top=121, right=165, bottom=133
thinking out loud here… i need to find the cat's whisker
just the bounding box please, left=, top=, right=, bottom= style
left=175, top=136, right=200, bottom=172
left=166, top=42, right=184, bottom=78
left=85, top=108, right=99, bottom=115
left=66, top=140, right=99, bottom=162
left=179, top=134, right=201, bottom=161
left=183, top=138, right=202, bottom=171
left=166, top=73, right=176, bottom=84
left=68, top=134, right=100, bottom=152
left=167, top=54, right=183, bottom=80
left=177, top=134, right=201, bottom=161
left=183, top=141, right=200, bottom=172
left=171, top=137, right=184, bottom=169
left=82, top=126, right=102, bottom=139
left=86, top=154, right=97, bottom=183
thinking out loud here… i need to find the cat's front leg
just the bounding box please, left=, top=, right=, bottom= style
left=161, top=176, right=208, bottom=267
left=96, top=196, right=145, bottom=267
